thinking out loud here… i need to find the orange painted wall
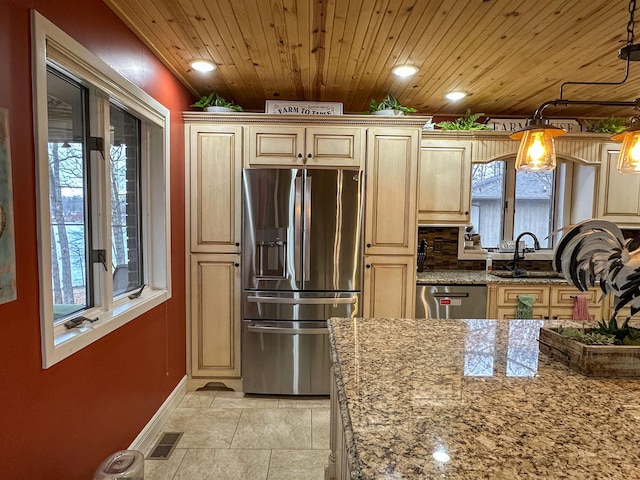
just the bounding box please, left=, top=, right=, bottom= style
left=0, top=0, right=192, bottom=477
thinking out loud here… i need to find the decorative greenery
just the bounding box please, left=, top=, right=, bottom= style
left=558, top=318, right=640, bottom=346
left=583, top=117, right=629, bottom=134
left=435, top=109, right=491, bottom=130
left=192, top=92, right=243, bottom=111
left=367, top=94, right=417, bottom=114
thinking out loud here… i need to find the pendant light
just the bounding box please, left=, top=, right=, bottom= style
left=511, top=0, right=640, bottom=173
left=612, top=119, right=640, bottom=172
left=510, top=119, right=565, bottom=172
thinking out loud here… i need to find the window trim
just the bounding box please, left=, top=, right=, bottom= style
left=32, top=10, right=172, bottom=368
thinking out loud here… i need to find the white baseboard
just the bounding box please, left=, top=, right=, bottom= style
left=129, top=375, right=187, bottom=453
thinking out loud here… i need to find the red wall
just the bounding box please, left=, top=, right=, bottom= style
left=0, top=0, right=192, bottom=477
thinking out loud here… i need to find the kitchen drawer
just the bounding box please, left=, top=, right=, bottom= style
left=495, top=307, right=549, bottom=320
left=548, top=307, right=598, bottom=322
left=495, top=286, right=549, bottom=307
left=550, top=286, right=600, bottom=307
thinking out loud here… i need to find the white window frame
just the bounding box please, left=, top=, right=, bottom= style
left=32, top=11, right=172, bottom=368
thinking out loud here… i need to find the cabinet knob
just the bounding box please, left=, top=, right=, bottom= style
left=307, top=153, right=312, bottom=158
left=543, top=315, right=549, bottom=320
left=235, top=242, right=240, bottom=247
left=234, top=262, right=240, bottom=267
left=464, top=211, right=469, bottom=216
left=297, top=153, right=303, bottom=158
left=365, top=264, right=371, bottom=269
left=366, top=243, right=372, bottom=248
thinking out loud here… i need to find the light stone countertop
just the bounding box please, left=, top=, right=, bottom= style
left=416, top=270, right=570, bottom=285
left=328, top=318, right=640, bottom=479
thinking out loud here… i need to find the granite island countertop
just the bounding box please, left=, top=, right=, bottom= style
left=328, top=318, right=640, bottom=479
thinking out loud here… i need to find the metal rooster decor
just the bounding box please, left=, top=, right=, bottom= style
left=554, top=219, right=640, bottom=324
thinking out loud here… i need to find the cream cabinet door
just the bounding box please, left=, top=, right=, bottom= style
left=596, top=143, right=640, bottom=224
left=189, top=126, right=242, bottom=253
left=305, top=127, right=363, bottom=168
left=247, top=125, right=364, bottom=168
left=362, top=255, right=415, bottom=318
left=418, top=139, right=472, bottom=225
left=190, top=254, right=241, bottom=378
left=247, top=125, right=306, bottom=166
left=364, top=128, right=419, bottom=255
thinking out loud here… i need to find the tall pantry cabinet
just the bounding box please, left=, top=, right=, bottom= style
left=363, top=128, right=419, bottom=318
left=186, top=125, right=242, bottom=389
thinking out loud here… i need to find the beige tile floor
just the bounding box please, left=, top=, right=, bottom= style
left=143, top=391, right=331, bottom=480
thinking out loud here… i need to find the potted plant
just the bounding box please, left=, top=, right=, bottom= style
left=368, top=94, right=417, bottom=116
left=435, top=109, right=491, bottom=130
left=584, top=116, right=629, bottom=134
left=192, top=92, right=243, bottom=113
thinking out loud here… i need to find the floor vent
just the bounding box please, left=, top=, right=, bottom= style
left=147, top=432, right=183, bottom=460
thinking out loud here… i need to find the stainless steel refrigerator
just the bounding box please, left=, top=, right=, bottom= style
left=242, top=168, right=362, bottom=395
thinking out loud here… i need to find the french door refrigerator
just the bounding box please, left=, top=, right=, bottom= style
left=242, top=168, right=362, bottom=394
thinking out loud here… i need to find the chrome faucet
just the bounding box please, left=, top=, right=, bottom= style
left=510, top=232, right=541, bottom=277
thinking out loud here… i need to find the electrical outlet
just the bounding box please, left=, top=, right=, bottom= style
left=433, top=239, right=443, bottom=252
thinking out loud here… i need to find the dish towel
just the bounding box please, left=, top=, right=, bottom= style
left=572, top=295, right=590, bottom=321
left=514, top=295, right=535, bottom=319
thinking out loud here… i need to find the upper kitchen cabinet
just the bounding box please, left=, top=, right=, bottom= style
left=596, top=143, right=640, bottom=225
left=246, top=125, right=364, bottom=168
left=364, top=128, right=420, bottom=256
left=188, top=125, right=242, bottom=253
left=418, top=139, right=472, bottom=225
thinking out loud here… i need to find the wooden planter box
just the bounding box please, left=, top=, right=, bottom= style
left=538, top=327, right=640, bottom=377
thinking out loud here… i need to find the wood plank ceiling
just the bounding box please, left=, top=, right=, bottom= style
left=104, top=0, right=640, bottom=118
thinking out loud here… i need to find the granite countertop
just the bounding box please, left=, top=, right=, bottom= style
left=328, top=318, right=640, bottom=479
left=416, top=270, right=570, bottom=285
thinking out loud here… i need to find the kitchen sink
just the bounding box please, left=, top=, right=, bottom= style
left=491, top=270, right=564, bottom=279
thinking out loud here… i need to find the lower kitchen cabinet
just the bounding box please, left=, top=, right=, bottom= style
left=189, top=254, right=241, bottom=378
left=488, top=284, right=604, bottom=321
left=362, top=255, right=415, bottom=318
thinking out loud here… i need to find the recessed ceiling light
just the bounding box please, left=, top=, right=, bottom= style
left=445, top=91, right=466, bottom=101
left=392, top=64, right=419, bottom=78
left=190, top=60, right=216, bottom=73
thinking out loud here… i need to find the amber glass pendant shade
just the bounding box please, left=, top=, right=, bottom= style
left=510, top=124, right=566, bottom=172
left=612, top=127, right=640, bottom=172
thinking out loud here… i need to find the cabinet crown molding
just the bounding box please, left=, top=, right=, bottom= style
left=183, top=112, right=432, bottom=127
left=420, top=130, right=616, bottom=165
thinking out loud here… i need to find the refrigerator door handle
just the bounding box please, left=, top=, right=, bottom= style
left=304, top=174, right=312, bottom=281
left=246, top=295, right=358, bottom=305
left=294, top=174, right=303, bottom=282
left=246, top=325, right=328, bottom=335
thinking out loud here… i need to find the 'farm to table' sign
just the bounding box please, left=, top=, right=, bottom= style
left=265, top=100, right=343, bottom=115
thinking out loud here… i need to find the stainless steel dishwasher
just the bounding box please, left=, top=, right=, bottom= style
left=415, top=284, right=488, bottom=319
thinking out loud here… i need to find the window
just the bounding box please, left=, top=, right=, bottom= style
left=33, top=11, right=171, bottom=367
left=471, top=160, right=562, bottom=250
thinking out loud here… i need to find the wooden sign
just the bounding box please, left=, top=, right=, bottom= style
left=487, top=118, right=582, bottom=133
left=265, top=100, right=343, bottom=115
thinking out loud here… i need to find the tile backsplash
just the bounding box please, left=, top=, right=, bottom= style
left=417, top=226, right=553, bottom=271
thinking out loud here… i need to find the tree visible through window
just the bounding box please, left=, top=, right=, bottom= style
left=47, top=69, right=88, bottom=319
